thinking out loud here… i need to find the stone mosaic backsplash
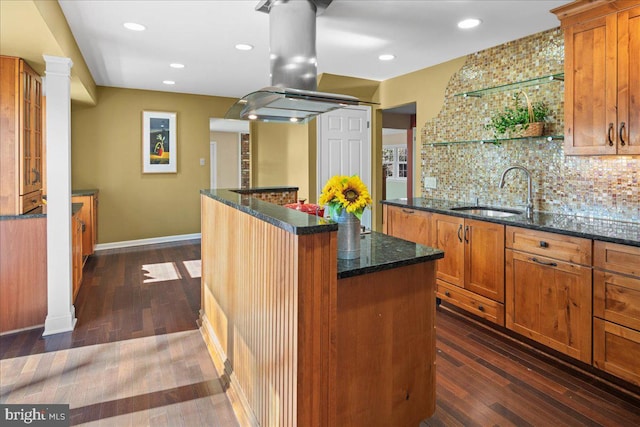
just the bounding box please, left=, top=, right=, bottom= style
left=420, top=28, right=639, bottom=223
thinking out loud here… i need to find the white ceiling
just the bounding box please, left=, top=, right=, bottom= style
left=58, top=0, right=570, bottom=100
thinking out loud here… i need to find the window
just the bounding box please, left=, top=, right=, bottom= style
left=382, top=145, right=407, bottom=180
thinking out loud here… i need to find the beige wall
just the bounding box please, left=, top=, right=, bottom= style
left=379, top=57, right=466, bottom=197
left=250, top=121, right=310, bottom=201
left=71, top=86, right=236, bottom=244
left=210, top=131, right=240, bottom=189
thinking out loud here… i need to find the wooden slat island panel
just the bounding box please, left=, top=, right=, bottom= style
left=200, top=189, right=443, bottom=426
left=200, top=194, right=337, bottom=426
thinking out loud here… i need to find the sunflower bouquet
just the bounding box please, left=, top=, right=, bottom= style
left=319, top=175, right=372, bottom=220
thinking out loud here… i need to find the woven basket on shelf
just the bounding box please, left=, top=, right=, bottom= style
left=512, top=91, right=544, bottom=138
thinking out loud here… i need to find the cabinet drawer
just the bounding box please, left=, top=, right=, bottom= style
left=20, top=190, right=42, bottom=214
left=593, top=318, right=640, bottom=387
left=594, top=270, right=640, bottom=331
left=385, top=205, right=433, bottom=247
left=505, top=226, right=591, bottom=265
left=594, top=241, right=640, bottom=277
left=437, top=280, right=504, bottom=326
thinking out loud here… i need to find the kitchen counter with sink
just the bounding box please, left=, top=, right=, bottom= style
left=381, top=198, right=640, bottom=247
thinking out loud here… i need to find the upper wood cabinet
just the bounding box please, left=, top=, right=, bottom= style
left=553, top=1, right=640, bottom=155
left=0, top=56, right=44, bottom=214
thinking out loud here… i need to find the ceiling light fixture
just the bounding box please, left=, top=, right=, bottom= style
left=458, top=18, right=481, bottom=29
left=170, top=63, right=185, bottom=69
left=123, top=22, right=146, bottom=31
left=248, top=114, right=258, bottom=120
left=378, top=54, right=395, bottom=61
left=235, top=43, right=254, bottom=51
left=162, top=80, right=175, bottom=85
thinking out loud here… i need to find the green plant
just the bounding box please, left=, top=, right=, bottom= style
left=485, top=92, right=550, bottom=138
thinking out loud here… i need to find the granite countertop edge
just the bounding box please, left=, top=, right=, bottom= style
left=72, top=189, right=99, bottom=196
left=337, top=231, right=444, bottom=279
left=0, top=202, right=83, bottom=220
left=381, top=198, right=640, bottom=247
left=201, top=188, right=337, bottom=235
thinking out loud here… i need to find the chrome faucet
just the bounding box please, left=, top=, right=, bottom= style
left=499, top=165, right=534, bottom=219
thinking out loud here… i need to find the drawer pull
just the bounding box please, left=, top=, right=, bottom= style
left=539, top=241, right=549, bottom=248
left=531, top=257, right=557, bottom=267
left=457, top=224, right=463, bottom=242
left=402, top=209, right=415, bottom=214
left=445, top=291, right=451, bottom=297
left=478, top=305, right=485, bottom=312
left=31, top=199, right=37, bottom=204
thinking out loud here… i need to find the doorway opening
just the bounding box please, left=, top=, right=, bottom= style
left=381, top=103, right=416, bottom=201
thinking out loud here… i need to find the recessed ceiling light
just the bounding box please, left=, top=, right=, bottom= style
left=458, top=18, right=481, bottom=29
left=123, top=22, right=146, bottom=31
left=170, top=63, right=185, bottom=69
left=248, top=114, right=258, bottom=120
left=162, top=80, right=175, bottom=85
left=235, top=43, right=254, bottom=51
left=289, top=117, right=299, bottom=123
left=378, top=54, right=395, bottom=61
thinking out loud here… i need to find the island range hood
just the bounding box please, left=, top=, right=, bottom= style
left=225, top=0, right=360, bottom=124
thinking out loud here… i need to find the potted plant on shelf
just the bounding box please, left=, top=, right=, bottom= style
left=485, top=91, right=550, bottom=139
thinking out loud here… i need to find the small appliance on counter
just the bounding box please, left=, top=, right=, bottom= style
left=284, top=199, right=325, bottom=217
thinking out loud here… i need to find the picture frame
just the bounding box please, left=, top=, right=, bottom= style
left=142, top=111, right=177, bottom=173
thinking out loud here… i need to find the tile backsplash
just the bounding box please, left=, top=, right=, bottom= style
left=420, top=28, right=639, bottom=222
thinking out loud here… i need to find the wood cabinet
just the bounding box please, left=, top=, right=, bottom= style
left=72, top=208, right=83, bottom=301
left=593, top=241, right=640, bottom=385
left=72, top=191, right=99, bottom=256
left=0, top=217, right=47, bottom=333
left=0, top=56, right=44, bottom=214
left=432, top=214, right=505, bottom=325
left=505, top=226, right=593, bottom=363
left=553, top=1, right=640, bottom=155
left=383, top=205, right=433, bottom=247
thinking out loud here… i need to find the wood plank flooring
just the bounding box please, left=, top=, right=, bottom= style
left=2, top=240, right=640, bottom=426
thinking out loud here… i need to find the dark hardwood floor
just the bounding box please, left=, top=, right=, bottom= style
left=2, top=240, right=640, bottom=426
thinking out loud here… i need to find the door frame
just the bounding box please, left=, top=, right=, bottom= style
left=209, top=141, right=217, bottom=189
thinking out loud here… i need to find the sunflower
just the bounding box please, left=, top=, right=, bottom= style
left=319, top=175, right=372, bottom=220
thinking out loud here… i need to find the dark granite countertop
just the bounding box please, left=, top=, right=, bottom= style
left=0, top=202, right=83, bottom=220
left=201, top=188, right=335, bottom=235
left=338, top=231, right=444, bottom=279
left=72, top=189, right=99, bottom=196
left=231, top=186, right=298, bottom=194
left=381, top=198, right=640, bottom=247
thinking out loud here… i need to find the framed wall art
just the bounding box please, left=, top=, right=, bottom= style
left=142, top=111, right=177, bottom=173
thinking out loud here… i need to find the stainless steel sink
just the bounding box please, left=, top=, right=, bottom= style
left=450, top=206, right=523, bottom=218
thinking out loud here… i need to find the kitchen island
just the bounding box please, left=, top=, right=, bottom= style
left=199, top=189, right=443, bottom=427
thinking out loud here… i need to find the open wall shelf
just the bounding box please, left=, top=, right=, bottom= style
left=454, top=73, right=564, bottom=98
left=428, top=135, right=564, bottom=147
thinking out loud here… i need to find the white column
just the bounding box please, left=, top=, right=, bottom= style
left=43, top=55, right=76, bottom=336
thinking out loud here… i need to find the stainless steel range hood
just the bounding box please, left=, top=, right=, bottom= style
left=225, top=0, right=360, bottom=124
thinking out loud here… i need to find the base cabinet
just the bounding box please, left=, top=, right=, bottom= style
left=72, top=191, right=99, bottom=257
left=383, top=205, right=433, bottom=247
left=593, top=241, right=640, bottom=385
left=72, top=209, right=83, bottom=301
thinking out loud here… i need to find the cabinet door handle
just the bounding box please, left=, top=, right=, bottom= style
left=619, top=122, right=626, bottom=146
left=402, top=209, right=415, bottom=214
left=530, top=257, right=557, bottom=267
left=457, top=224, right=463, bottom=242
left=608, top=123, right=614, bottom=146
left=464, top=225, right=469, bottom=243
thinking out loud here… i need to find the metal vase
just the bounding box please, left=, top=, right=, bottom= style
left=332, top=209, right=361, bottom=260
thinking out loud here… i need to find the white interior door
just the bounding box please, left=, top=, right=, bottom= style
left=317, top=106, right=372, bottom=229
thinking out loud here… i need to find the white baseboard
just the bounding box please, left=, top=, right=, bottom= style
left=95, top=233, right=201, bottom=251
